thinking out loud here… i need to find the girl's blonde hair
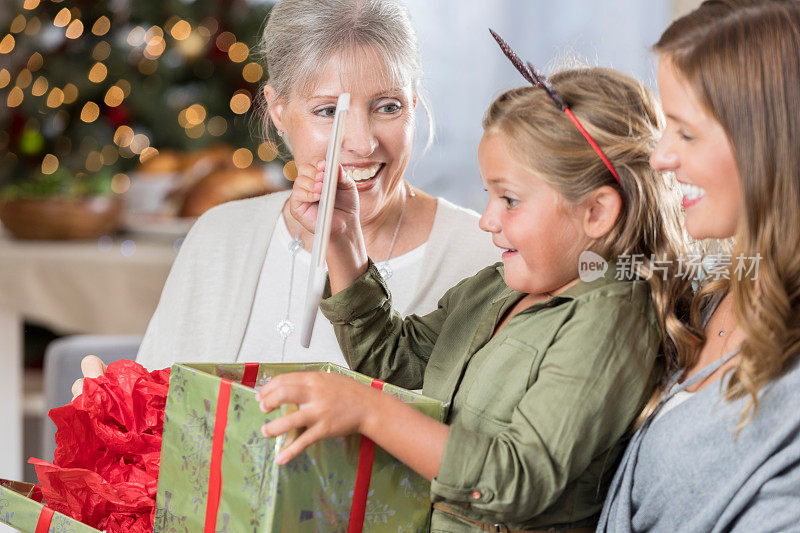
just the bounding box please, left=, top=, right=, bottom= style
left=653, top=0, right=800, bottom=430
left=254, top=0, right=433, bottom=154
left=483, top=67, right=694, bottom=407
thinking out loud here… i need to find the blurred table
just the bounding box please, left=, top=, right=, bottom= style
left=0, top=225, right=179, bottom=481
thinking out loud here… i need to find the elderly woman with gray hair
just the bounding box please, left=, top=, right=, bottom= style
left=73, top=0, right=496, bottom=388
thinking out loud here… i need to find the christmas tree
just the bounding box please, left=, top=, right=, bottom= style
left=0, top=0, right=278, bottom=197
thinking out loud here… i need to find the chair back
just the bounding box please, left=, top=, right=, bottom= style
left=42, top=335, right=142, bottom=461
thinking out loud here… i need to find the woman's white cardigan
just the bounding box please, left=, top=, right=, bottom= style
left=136, top=190, right=498, bottom=370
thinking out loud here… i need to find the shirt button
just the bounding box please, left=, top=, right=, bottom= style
left=471, top=490, right=482, bottom=500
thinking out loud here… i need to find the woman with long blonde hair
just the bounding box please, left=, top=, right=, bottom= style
left=600, top=1, right=800, bottom=531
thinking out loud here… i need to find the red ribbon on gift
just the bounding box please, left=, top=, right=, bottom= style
left=35, top=506, right=54, bottom=533
left=347, top=378, right=385, bottom=533
left=204, top=378, right=232, bottom=533
left=241, top=363, right=259, bottom=389
left=203, top=367, right=265, bottom=532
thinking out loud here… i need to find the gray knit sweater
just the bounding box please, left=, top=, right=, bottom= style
left=598, top=347, right=800, bottom=532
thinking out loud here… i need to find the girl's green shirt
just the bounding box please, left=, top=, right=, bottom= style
left=320, top=260, right=660, bottom=531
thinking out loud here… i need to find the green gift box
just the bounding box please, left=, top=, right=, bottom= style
left=0, top=479, right=101, bottom=532
left=154, top=362, right=448, bottom=532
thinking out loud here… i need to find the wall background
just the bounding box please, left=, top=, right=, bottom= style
left=402, top=0, right=691, bottom=211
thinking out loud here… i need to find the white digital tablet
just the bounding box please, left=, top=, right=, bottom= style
left=299, top=92, right=350, bottom=348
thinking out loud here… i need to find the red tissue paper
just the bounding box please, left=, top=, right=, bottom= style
left=29, top=360, right=170, bottom=533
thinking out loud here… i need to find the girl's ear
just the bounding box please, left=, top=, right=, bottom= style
left=263, top=84, right=287, bottom=132
left=581, top=185, right=622, bottom=239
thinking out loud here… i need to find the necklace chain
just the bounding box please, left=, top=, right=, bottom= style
left=376, top=184, right=412, bottom=280
left=685, top=293, right=738, bottom=392
left=718, top=293, right=734, bottom=337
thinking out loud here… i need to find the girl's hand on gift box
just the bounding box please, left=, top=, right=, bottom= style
left=255, top=371, right=449, bottom=481
left=70, top=355, right=107, bottom=400
left=256, top=372, right=376, bottom=465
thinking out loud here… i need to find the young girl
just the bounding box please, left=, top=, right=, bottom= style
left=600, top=1, right=800, bottom=531
left=256, top=65, right=687, bottom=530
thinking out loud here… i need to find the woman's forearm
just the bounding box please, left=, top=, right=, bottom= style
left=360, top=387, right=449, bottom=481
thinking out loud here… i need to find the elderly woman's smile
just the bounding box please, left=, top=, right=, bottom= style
left=342, top=162, right=382, bottom=183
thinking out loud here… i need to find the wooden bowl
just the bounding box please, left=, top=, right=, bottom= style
left=0, top=196, right=123, bottom=240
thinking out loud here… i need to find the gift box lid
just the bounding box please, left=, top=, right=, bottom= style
left=179, top=361, right=449, bottom=418
left=0, top=479, right=101, bottom=533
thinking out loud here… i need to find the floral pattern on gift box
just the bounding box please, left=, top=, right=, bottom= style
left=232, top=385, right=274, bottom=497
left=50, top=513, right=81, bottom=533
left=363, top=489, right=396, bottom=527
left=154, top=490, right=188, bottom=533
left=0, top=496, right=12, bottom=525
left=168, top=366, right=189, bottom=404
left=213, top=364, right=245, bottom=383
left=240, top=430, right=271, bottom=496
left=389, top=455, right=430, bottom=502
left=308, top=471, right=351, bottom=527
left=181, top=399, right=214, bottom=514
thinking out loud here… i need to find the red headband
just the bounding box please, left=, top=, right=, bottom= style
left=489, top=29, right=620, bottom=183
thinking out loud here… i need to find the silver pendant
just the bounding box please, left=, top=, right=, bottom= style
left=377, top=262, right=393, bottom=280
left=288, top=238, right=303, bottom=255
left=276, top=319, right=295, bottom=339
left=718, top=330, right=726, bottom=337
